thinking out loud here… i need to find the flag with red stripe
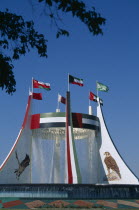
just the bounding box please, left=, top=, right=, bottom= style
left=58, top=94, right=66, bottom=104
left=69, top=75, right=83, bottom=86
left=89, top=91, right=97, bottom=102
left=33, top=79, right=51, bottom=90
left=33, top=92, right=42, bottom=100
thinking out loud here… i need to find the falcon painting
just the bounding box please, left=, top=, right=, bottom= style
left=14, top=151, right=30, bottom=180
left=104, top=152, right=121, bottom=181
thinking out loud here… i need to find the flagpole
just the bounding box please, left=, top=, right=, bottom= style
left=68, top=73, right=70, bottom=92
left=96, top=81, right=99, bottom=97
left=32, top=77, right=33, bottom=93
left=29, top=87, right=31, bottom=95
left=89, top=90, right=90, bottom=106
left=57, top=93, right=60, bottom=110
left=88, top=90, right=91, bottom=115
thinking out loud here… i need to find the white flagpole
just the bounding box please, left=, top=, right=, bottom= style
left=57, top=93, right=60, bottom=110
left=88, top=90, right=91, bottom=115
left=96, top=81, right=99, bottom=97
left=29, top=87, right=31, bottom=95
left=32, top=77, right=34, bottom=93
left=89, top=90, right=90, bottom=106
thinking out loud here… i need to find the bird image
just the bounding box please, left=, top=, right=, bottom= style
left=14, top=151, right=30, bottom=179
left=104, top=152, right=121, bottom=180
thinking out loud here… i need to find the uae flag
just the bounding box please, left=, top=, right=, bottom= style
left=69, top=75, right=83, bottom=86
left=65, top=91, right=82, bottom=184
left=99, top=98, right=103, bottom=106
left=33, top=93, right=42, bottom=100
left=33, top=79, right=51, bottom=90
left=89, top=92, right=97, bottom=102
left=58, top=94, right=66, bottom=104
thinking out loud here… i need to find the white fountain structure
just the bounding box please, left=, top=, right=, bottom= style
left=0, top=90, right=138, bottom=187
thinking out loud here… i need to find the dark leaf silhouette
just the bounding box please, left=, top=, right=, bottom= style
left=0, top=1, right=105, bottom=94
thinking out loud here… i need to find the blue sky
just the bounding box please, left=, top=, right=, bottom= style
left=0, top=0, right=139, bottom=177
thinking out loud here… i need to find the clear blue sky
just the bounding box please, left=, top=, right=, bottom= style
left=0, top=0, right=139, bottom=177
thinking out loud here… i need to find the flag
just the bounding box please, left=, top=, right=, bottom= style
left=89, top=92, right=97, bottom=102
left=32, top=93, right=42, bottom=100
left=97, top=82, right=109, bottom=92
left=33, top=79, right=51, bottom=90
left=58, top=94, right=66, bottom=104
left=69, top=75, right=83, bottom=86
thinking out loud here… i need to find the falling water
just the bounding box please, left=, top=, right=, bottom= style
left=32, top=137, right=47, bottom=183
left=0, top=184, right=139, bottom=198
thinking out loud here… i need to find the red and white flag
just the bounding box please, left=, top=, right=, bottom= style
left=33, top=93, right=42, bottom=100
left=33, top=79, right=51, bottom=90
left=58, top=94, right=66, bottom=104
left=89, top=91, right=97, bottom=102
left=69, top=75, right=83, bottom=86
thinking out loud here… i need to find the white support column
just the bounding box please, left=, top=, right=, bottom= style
left=89, top=105, right=93, bottom=115
left=56, top=109, right=60, bottom=112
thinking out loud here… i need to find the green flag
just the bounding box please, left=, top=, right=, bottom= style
left=97, top=82, right=109, bottom=92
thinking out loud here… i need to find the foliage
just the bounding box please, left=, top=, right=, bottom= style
left=0, top=9, right=47, bottom=94
left=0, top=54, right=15, bottom=94
left=38, top=0, right=105, bottom=37
left=0, top=0, right=105, bottom=94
